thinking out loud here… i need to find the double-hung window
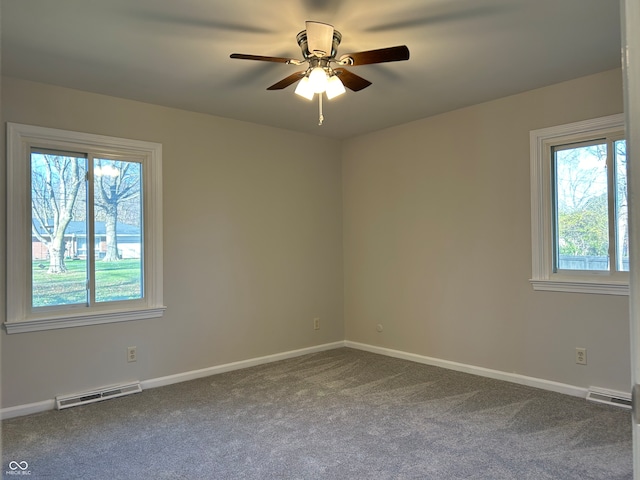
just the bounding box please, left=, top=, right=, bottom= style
left=6, top=123, right=165, bottom=333
left=530, top=114, right=628, bottom=295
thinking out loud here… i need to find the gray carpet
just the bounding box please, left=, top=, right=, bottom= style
left=2, top=348, right=633, bottom=479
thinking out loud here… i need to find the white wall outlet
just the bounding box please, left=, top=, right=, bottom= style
left=376, top=324, right=383, bottom=333
left=575, top=347, right=587, bottom=365
left=313, top=318, right=320, bottom=330
left=127, top=346, right=137, bottom=363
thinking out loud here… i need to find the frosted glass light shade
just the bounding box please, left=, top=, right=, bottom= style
left=294, top=77, right=314, bottom=100
left=325, top=75, right=346, bottom=99
left=308, top=67, right=329, bottom=93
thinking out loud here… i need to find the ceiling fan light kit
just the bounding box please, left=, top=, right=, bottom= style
left=294, top=76, right=315, bottom=100
left=325, top=74, right=346, bottom=100
left=309, top=66, right=330, bottom=93
left=230, top=21, right=410, bottom=126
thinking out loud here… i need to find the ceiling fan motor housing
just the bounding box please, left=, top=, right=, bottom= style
left=296, top=29, right=342, bottom=60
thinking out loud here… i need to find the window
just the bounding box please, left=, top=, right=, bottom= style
left=6, top=123, right=164, bottom=333
left=530, top=114, right=628, bottom=295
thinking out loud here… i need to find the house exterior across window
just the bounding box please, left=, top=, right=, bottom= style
left=31, top=221, right=141, bottom=261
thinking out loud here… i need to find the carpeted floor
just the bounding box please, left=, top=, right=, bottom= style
left=2, top=348, right=634, bottom=479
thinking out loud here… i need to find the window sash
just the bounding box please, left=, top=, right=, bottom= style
left=91, top=157, right=145, bottom=304
left=550, top=137, right=626, bottom=276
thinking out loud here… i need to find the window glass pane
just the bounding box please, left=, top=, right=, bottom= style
left=615, top=139, right=629, bottom=272
left=31, top=152, right=88, bottom=307
left=93, top=159, right=143, bottom=302
left=554, top=143, right=609, bottom=271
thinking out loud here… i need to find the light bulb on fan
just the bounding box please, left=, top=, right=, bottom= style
left=294, top=76, right=315, bottom=100
left=308, top=67, right=329, bottom=93
left=325, top=74, right=346, bottom=99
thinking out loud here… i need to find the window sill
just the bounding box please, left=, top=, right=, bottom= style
left=530, top=279, right=629, bottom=296
left=3, top=306, right=167, bottom=334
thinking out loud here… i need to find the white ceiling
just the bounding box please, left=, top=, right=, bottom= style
left=1, top=0, right=622, bottom=139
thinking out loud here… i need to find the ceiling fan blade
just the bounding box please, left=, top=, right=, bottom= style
left=267, top=72, right=306, bottom=90
left=306, top=21, right=334, bottom=57
left=339, top=46, right=410, bottom=66
left=230, top=53, right=296, bottom=64
left=333, top=68, right=372, bottom=92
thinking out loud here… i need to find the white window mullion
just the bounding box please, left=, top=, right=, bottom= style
left=87, top=157, right=96, bottom=306
left=613, top=135, right=629, bottom=273
left=550, top=145, right=559, bottom=273
left=606, top=138, right=618, bottom=273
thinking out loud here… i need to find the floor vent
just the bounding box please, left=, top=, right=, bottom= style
left=586, top=387, right=632, bottom=409
left=56, top=382, right=142, bottom=410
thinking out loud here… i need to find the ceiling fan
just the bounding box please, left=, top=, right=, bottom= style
left=230, top=21, right=410, bottom=125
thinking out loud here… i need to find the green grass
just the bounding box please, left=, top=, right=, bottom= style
left=32, top=259, right=142, bottom=307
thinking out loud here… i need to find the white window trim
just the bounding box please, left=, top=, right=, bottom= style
left=5, top=123, right=165, bottom=333
left=529, top=113, right=628, bottom=296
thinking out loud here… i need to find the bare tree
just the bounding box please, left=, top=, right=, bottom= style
left=555, top=144, right=607, bottom=212
left=94, top=159, right=141, bottom=262
left=31, top=154, right=85, bottom=273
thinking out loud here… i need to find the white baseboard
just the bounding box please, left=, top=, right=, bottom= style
left=140, top=341, right=346, bottom=390
left=1, top=400, right=56, bottom=420
left=1, top=341, right=346, bottom=419
left=345, top=341, right=589, bottom=398
left=6, top=340, right=620, bottom=420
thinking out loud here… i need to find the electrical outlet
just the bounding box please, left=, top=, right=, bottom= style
left=127, top=346, right=137, bottom=363
left=575, top=347, right=587, bottom=365
left=376, top=324, right=384, bottom=333
left=313, top=318, right=320, bottom=330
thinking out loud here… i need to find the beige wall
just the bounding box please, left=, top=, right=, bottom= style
left=0, top=77, right=344, bottom=408
left=1, top=69, right=632, bottom=409
left=342, top=68, right=631, bottom=392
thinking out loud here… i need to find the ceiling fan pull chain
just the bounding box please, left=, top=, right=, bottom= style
left=318, top=94, right=324, bottom=126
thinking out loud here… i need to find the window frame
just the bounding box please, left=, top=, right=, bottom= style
left=529, top=113, right=628, bottom=295
left=6, top=123, right=165, bottom=333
